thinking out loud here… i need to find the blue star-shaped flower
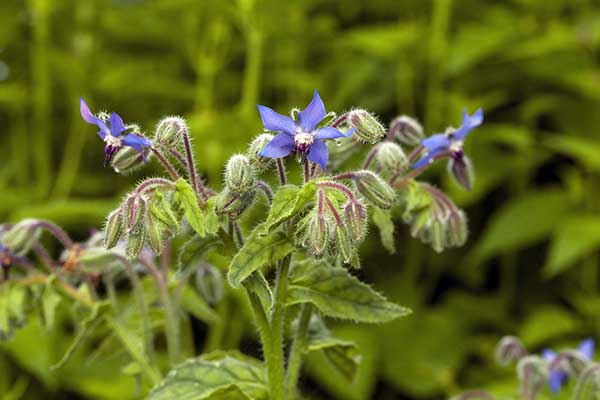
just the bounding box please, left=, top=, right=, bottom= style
left=413, top=108, right=483, bottom=169
left=542, top=339, right=595, bottom=393
left=257, top=90, right=353, bottom=170
left=80, top=98, right=152, bottom=166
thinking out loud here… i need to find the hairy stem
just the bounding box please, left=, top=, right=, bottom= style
left=286, top=304, right=312, bottom=397
left=276, top=159, right=287, bottom=186
left=151, top=147, right=179, bottom=180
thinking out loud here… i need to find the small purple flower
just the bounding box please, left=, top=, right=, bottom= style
left=80, top=98, right=152, bottom=166
left=413, top=108, right=483, bottom=169
left=257, top=90, right=353, bottom=170
left=542, top=339, right=595, bottom=393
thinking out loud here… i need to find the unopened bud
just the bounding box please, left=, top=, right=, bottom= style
left=125, top=226, right=146, bottom=260
left=448, top=155, right=474, bottom=191
left=376, top=142, right=408, bottom=174
left=335, top=226, right=355, bottom=266
left=79, top=247, right=116, bottom=270
left=2, top=220, right=41, bottom=255
left=495, top=336, right=527, bottom=366
left=348, top=110, right=386, bottom=144
left=225, top=154, right=254, bottom=192
left=124, top=195, right=147, bottom=233
left=146, top=213, right=163, bottom=255
left=110, top=146, right=151, bottom=175
left=104, top=209, right=124, bottom=249
left=154, top=116, right=187, bottom=147
left=247, top=134, right=275, bottom=173
left=307, top=215, right=330, bottom=256
left=215, top=188, right=256, bottom=220
left=354, top=170, right=396, bottom=209
left=195, top=264, right=224, bottom=305
left=344, top=200, right=367, bottom=241
left=409, top=210, right=430, bottom=239
left=430, top=218, right=446, bottom=253
left=446, top=210, right=468, bottom=247
left=148, top=193, right=179, bottom=238
left=389, top=115, right=424, bottom=146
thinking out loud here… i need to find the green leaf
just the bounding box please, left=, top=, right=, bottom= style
left=227, top=224, right=295, bottom=288
left=148, top=352, right=268, bottom=400
left=470, top=188, right=570, bottom=264
left=178, top=235, right=223, bottom=269
left=287, top=262, right=411, bottom=323
left=243, top=272, right=273, bottom=312
left=543, top=215, right=600, bottom=277
left=42, top=283, right=62, bottom=330
left=371, top=208, right=396, bottom=254
left=520, top=306, right=578, bottom=347
left=264, top=182, right=316, bottom=233
left=179, top=286, right=220, bottom=325
left=175, top=178, right=220, bottom=238
left=305, top=315, right=361, bottom=381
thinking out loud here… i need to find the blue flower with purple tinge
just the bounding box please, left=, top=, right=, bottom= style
left=258, top=91, right=353, bottom=170
left=80, top=98, right=152, bottom=166
left=542, top=339, right=595, bottom=393
left=413, top=108, right=483, bottom=169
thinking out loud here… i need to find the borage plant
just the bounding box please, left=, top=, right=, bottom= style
left=0, top=92, right=482, bottom=399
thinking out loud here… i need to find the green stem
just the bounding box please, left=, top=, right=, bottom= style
left=286, top=304, right=312, bottom=397
left=265, top=255, right=292, bottom=400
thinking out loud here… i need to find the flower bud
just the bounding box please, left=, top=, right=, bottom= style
left=495, top=336, right=527, bottom=366
left=376, top=142, right=408, bottom=174
left=344, top=200, right=367, bottom=241
left=148, top=193, right=179, bottom=238
left=409, top=210, right=430, bottom=239
left=79, top=247, right=116, bottom=271
left=247, top=134, right=275, bottom=173
left=146, top=213, right=163, bottom=255
left=335, top=226, right=356, bottom=266
left=154, top=116, right=187, bottom=148
left=125, top=226, right=146, bottom=260
left=354, top=170, right=396, bottom=209
left=389, top=115, right=424, bottom=146
left=124, top=195, right=147, bottom=233
left=348, top=110, right=386, bottom=144
left=215, top=188, right=256, bottom=220
left=110, top=146, right=151, bottom=175
left=446, top=210, right=468, bottom=247
left=225, top=154, right=254, bottom=193
left=430, top=218, right=446, bottom=253
left=2, top=220, right=41, bottom=255
left=307, top=215, right=330, bottom=256
left=195, top=264, right=224, bottom=305
left=104, top=209, right=124, bottom=249
left=448, top=155, right=474, bottom=191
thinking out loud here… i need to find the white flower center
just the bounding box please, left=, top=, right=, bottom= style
left=294, top=132, right=314, bottom=146
left=449, top=140, right=463, bottom=153
left=104, top=135, right=122, bottom=147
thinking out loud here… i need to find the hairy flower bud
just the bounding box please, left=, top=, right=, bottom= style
left=124, top=195, right=147, bottom=233
left=409, top=210, right=430, bottom=239
left=376, top=142, right=408, bottom=174
left=2, top=220, right=41, bottom=255
left=225, top=154, right=254, bottom=192
left=247, top=134, right=275, bottom=173
left=215, top=188, right=256, bottom=220
left=104, top=209, right=124, bottom=249
left=78, top=247, right=116, bottom=271
left=307, top=215, right=330, bottom=256
left=354, top=170, right=396, bottom=209
left=344, top=200, right=367, bottom=241
left=348, top=110, right=386, bottom=144
left=195, top=264, right=224, bottom=305
left=495, top=336, right=527, bottom=366
left=448, top=155, right=474, bottom=191
left=146, top=213, right=163, bottom=255
left=125, top=226, right=146, bottom=260
left=389, top=115, right=424, bottom=146
left=110, top=146, right=151, bottom=175
left=430, top=218, right=446, bottom=253
left=148, top=193, right=179, bottom=238
left=154, top=116, right=187, bottom=147
left=335, top=225, right=356, bottom=266
left=446, top=210, right=468, bottom=247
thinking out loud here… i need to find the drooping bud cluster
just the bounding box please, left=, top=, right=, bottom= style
left=388, top=115, right=424, bottom=146
left=347, top=109, right=386, bottom=144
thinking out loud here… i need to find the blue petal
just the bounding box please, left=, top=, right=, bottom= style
left=548, top=370, right=567, bottom=394
left=542, top=348, right=556, bottom=361
left=299, top=90, right=327, bottom=132
left=122, top=133, right=152, bottom=160
left=259, top=133, right=295, bottom=158
left=109, top=113, right=127, bottom=137
left=307, top=140, right=328, bottom=170
left=80, top=98, right=109, bottom=139
left=579, top=339, right=595, bottom=360
left=454, top=108, right=484, bottom=140
left=421, top=133, right=451, bottom=152
left=257, top=105, right=297, bottom=134
left=412, top=151, right=437, bottom=169
left=313, top=126, right=353, bottom=140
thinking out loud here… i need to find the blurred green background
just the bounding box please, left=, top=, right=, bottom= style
left=2, top=0, right=600, bottom=399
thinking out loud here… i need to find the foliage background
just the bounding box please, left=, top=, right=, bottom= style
left=1, top=0, right=600, bottom=398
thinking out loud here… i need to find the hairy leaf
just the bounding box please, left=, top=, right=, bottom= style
left=264, top=182, right=316, bottom=233
left=175, top=178, right=220, bottom=237
left=371, top=208, right=396, bottom=254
